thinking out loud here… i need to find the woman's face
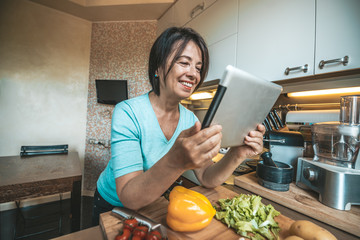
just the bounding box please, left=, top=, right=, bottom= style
left=159, top=41, right=202, bottom=100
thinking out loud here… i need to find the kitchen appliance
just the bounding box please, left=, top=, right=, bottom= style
left=257, top=152, right=294, bottom=191
left=296, top=95, right=360, bottom=210
left=263, top=131, right=304, bottom=178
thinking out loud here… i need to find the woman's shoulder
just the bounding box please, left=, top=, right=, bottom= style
left=115, top=92, right=149, bottom=111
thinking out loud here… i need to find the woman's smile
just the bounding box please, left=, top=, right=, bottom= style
left=179, top=80, right=194, bottom=90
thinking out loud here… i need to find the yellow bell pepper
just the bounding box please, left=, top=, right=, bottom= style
left=166, top=186, right=216, bottom=232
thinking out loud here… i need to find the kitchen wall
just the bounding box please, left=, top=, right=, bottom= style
left=0, top=0, right=91, bottom=166
left=0, top=0, right=157, bottom=195
left=83, top=21, right=156, bottom=193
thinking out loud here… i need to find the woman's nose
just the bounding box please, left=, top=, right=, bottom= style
left=186, top=65, right=197, bottom=79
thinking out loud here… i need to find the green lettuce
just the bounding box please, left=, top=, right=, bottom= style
left=215, top=194, right=280, bottom=240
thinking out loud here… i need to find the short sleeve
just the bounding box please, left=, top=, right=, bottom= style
left=111, top=102, right=143, bottom=178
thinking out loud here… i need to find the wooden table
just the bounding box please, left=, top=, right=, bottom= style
left=0, top=152, right=82, bottom=231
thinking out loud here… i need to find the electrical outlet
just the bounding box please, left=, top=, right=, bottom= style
left=89, top=138, right=97, bottom=144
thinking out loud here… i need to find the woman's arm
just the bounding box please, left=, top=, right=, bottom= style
left=115, top=122, right=223, bottom=210
left=194, top=124, right=266, bottom=188
left=115, top=155, right=184, bottom=210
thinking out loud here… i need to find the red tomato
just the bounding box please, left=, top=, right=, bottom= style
left=133, top=225, right=149, bottom=239
left=132, top=236, right=142, bottom=240
left=115, top=228, right=131, bottom=240
left=123, top=218, right=138, bottom=231
left=146, top=230, right=162, bottom=240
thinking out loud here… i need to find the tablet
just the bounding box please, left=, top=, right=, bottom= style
left=201, top=65, right=282, bottom=147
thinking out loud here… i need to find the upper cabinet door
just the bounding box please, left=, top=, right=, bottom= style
left=185, top=0, right=238, bottom=82
left=158, top=0, right=217, bottom=36
left=236, top=0, right=315, bottom=81
left=174, top=0, right=213, bottom=27
left=186, top=0, right=238, bottom=46
left=185, top=0, right=238, bottom=46
left=157, top=5, right=175, bottom=36
left=315, top=0, right=360, bottom=74
left=207, top=34, right=238, bottom=82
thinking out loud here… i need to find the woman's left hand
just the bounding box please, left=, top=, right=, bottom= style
left=232, top=124, right=266, bottom=159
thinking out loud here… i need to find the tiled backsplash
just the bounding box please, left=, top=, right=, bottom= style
left=84, top=21, right=156, bottom=192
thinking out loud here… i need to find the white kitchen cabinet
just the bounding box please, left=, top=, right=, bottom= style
left=236, top=0, right=360, bottom=82
left=157, top=5, right=175, bottom=36
left=157, top=0, right=236, bottom=81
left=157, top=0, right=217, bottom=36
left=315, top=0, right=360, bottom=74
left=174, top=0, right=217, bottom=27
left=185, top=0, right=238, bottom=81
left=207, top=34, right=237, bottom=81
left=236, top=0, right=315, bottom=81
left=186, top=0, right=238, bottom=46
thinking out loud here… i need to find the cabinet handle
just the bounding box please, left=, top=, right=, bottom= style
left=319, top=56, right=349, bottom=69
left=190, top=2, right=205, bottom=18
left=284, top=64, right=308, bottom=75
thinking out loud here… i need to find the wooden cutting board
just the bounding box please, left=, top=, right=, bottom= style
left=234, top=172, right=360, bottom=237
left=100, top=185, right=294, bottom=240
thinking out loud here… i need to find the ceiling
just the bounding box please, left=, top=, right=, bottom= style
left=29, top=0, right=175, bottom=22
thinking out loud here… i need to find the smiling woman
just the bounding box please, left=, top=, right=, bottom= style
left=92, top=27, right=265, bottom=226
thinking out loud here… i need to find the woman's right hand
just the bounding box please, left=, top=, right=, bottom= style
left=167, top=121, right=222, bottom=170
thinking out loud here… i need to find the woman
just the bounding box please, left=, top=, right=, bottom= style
left=92, top=27, right=265, bottom=225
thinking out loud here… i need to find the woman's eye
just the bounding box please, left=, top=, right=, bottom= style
left=180, top=62, right=189, bottom=66
left=196, top=67, right=201, bottom=73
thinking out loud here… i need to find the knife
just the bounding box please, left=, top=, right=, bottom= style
left=112, top=207, right=168, bottom=238
left=264, top=116, right=272, bottom=131
left=268, top=112, right=279, bottom=130
left=262, top=121, right=269, bottom=132
left=272, top=109, right=285, bottom=128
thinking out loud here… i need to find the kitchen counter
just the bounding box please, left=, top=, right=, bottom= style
left=0, top=152, right=82, bottom=232
left=224, top=184, right=359, bottom=240
left=53, top=183, right=358, bottom=240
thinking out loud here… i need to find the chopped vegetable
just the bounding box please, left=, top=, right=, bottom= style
left=215, top=194, right=281, bottom=240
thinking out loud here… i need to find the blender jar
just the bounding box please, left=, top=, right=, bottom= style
left=340, top=95, right=360, bottom=125
left=312, top=122, right=360, bottom=167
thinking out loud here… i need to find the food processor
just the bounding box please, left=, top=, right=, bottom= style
left=296, top=95, right=360, bottom=210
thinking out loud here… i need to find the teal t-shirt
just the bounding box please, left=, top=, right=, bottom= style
left=97, top=92, right=198, bottom=206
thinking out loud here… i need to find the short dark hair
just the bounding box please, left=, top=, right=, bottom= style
left=148, top=27, right=209, bottom=96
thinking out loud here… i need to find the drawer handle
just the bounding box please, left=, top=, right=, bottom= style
left=284, top=64, right=308, bottom=75
left=319, top=55, right=349, bottom=69
left=190, top=2, right=205, bottom=18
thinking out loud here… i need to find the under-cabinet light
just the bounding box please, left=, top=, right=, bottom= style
left=287, top=86, right=360, bottom=97
left=189, top=91, right=214, bottom=100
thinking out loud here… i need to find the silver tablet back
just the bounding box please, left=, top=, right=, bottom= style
left=210, top=65, right=282, bottom=147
